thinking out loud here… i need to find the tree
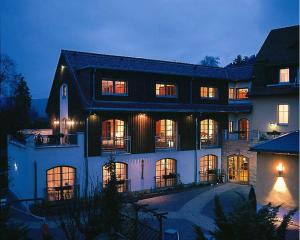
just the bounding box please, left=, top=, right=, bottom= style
left=0, top=54, right=18, bottom=100
left=226, top=55, right=256, bottom=67
left=194, top=187, right=296, bottom=240
left=13, top=75, right=32, bottom=130
left=200, top=56, right=220, bottom=67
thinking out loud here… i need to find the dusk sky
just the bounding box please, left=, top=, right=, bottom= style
left=1, top=0, right=298, bottom=99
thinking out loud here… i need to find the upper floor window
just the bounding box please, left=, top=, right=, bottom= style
left=236, top=88, right=248, bottom=99
left=228, top=88, right=235, bottom=99
left=155, top=83, right=177, bottom=97
left=279, top=68, right=289, bottom=83
left=278, top=104, right=289, bottom=124
left=228, top=121, right=234, bottom=133
left=62, top=84, right=68, bottom=98
left=200, top=87, right=218, bottom=99
left=101, top=79, right=128, bottom=96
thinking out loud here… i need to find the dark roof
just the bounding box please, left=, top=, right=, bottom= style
left=85, top=101, right=252, bottom=113
left=62, top=50, right=252, bottom=81
left=249, top=83, right=299, bottom=96
left=250, top=131, right=299, bottom=154
left=256, top=25, right=299, bottom=65
left=225, top=65, right=253, bottom=81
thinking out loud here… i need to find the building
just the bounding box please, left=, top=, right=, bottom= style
left=7, top=25, right=299, bottom=203
left=250, top=131, right=299, bottom=208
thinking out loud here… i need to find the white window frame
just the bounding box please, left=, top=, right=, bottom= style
left=277, top=104, right=289, bottom=125
left=155, top=83, right=178, bottom=98
left=279, top=68, right=290, bottom=83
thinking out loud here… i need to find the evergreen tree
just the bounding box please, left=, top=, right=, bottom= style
left=200, top=56, right=220, bottom=67
left=13, top=75, right=32, bottom=130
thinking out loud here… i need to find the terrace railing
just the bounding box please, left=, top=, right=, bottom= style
left=155, top=135, right=179, bottom=151
left=35, top=134, right=78, bottom=147
left=200, top=133, right=219, bottom=148
left=45, top=184, right=79, bottom=201
left=101, top=136, right=131, bottom=154
left=154, top=173, right=180, bottom=189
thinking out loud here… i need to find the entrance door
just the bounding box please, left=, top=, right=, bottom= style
left=227, top=155, right=249, bottom=183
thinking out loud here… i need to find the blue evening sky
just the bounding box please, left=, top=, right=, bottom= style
left=1, top=0, right=298, bottom=98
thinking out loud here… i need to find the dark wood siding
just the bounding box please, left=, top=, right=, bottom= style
left=129, top=113, right=155, bottom=154
left=87, top=114, right=101, bottom=156
left=178, top=114, right=196, bottom=150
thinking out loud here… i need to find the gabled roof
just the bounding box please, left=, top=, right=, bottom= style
left=255, top=25, right=299, bottom=65
left=225, top=65, right=253, bottom=81
left=62, top=50, right=252, bottom=81
left=250, top=131, right=299, bottom=154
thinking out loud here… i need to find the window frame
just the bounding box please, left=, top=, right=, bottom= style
left=279, top=68, right=290, bottom=83
left=228, top=88, right=235, bottom=100
left=277, top=104, right=289, bottom=125
left=155, top=83, right=178, bottom=98
left=101, top=79, right=128, bottom=96
left=236, top=88, right=249, bottom=100
left=200, top=86, right=218, bottom=99
left=228, top=121, right=234, bottom=133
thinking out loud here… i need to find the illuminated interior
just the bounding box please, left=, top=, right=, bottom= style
left=278, top=104, right=289, bottom=124
left=200, top=87, right=218, bottom=98
left=227, top=155, right=249, bottom=183
left=102, top=162, right=128, bottom=192
left=199, top=155, right=217, bottom=182
left=155, top=83, right=177, bottom=97
left=101, top=79, right=127, bottom=95
left=238, top=118, right=249, bottom=140
left=279, top=68, right=289, bottom=83
left=156, top=119, right=176, bottom=148
left=236, top=88, right=248, bottom=99
left=47, top=166, right=76, bottom=201
left=102, top=119, right=125, bottom=149
left=155, top=158, right=177, bottom=188
left=200, top=119, right=218, bottom=146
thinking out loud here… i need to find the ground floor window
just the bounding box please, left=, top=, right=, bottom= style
left=227, top=155, right=249, bottom=183
left=199, top=155, right=217, bottom=182
left=155, top=158, right=177, bottom=188
left=46, top=166, right=76, bottom=201
left=102, top=162, right=128, bottom=192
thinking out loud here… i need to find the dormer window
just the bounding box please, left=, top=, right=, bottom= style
left=200, top=87, right=218, bottom=99
left=279, top=68, right=289, bottom=83
left=155, top=83, right=177, bottom=98
left=101, top=79, right=128, bottom=96
left=236, top=88, right=248, bottom=99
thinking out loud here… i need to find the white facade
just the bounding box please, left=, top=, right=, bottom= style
left=8, top=132, right=221, bottom=201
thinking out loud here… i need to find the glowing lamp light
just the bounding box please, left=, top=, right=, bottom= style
left=61, top=65, right=65, bottom=71
left=269, top=122, right=277, bottom=130
left=138, top=113, right=146, bottom=118
left=67, top=120, right=75, bottom=126
left=53, top=120, right=60, bottom=125
left=276, top=163, right=284, bottom=177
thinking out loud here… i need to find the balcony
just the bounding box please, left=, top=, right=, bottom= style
left=223, top=130, right=286, bottom=145
left=35, top=134, right=78, bottom=147
left=101, top=136, right=131, bottom=154
left=200, top=134, right=218, bottom=148
left=155, top=135, right=179, bottom=151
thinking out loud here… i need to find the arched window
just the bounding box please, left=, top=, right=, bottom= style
left=155, top=119, right=176, bottom=149
left=102, top=162, right=128, bottom=192
left=102, top=119, right=126, bottom=150
left=155, top=158, right=177, bottom=188
left=238, top=118, right=249, bottom=140
left=199, top=155, right=218, bottom=182
left=227, top=155, right=249, bottom=183
left=200, top=119, right=218, bottom=147
left=46, top=166, right=76, bottom=201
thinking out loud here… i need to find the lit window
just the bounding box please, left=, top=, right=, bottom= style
left=278, top=104, right=289, bottom=124
left=279, top=68, right=289, bottom=83
left=229, top=88, right=235, bottom=99
left=102, top=119, right=126, bottom=150
left=101, top=79, right=127, bottom=95
left=199, top=155, right=217, bottom=182
left=47, top=166, right=76, bottom=201
left=155, top=158, right=177, bottom=188
left=156, top=119, right=176, bottom=148
left=200, top=119, right=218, bottom=146
left=103, top=162, right=128, bottom=192
left=229, top=121, right=234, bottom=133
left=237, top=88, right=248, bottom=99
left=155, top=83, right=177, bottom=97
left=200, top=87, right=218, bottom=98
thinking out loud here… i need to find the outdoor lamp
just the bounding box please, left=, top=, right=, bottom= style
left=269, top=122, right=277, bottom=130
left=53, top=120, right=60, bottom=125
left=276, top=163, right=284, bottom=177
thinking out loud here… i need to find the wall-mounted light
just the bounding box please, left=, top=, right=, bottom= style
left=61, top=65, right=66, bottom=71
left=276, top=163, right=284, bottom=177
left=138, top=113, right=146, bottom=118
left=269, top=122, right=277, bottom=130
left=67, top=119, right=75, bottom=127
left=53, top=120, right=60, bottom=125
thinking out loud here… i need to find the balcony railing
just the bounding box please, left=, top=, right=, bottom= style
left=155, top=135, right=179, bottom=151
left=101, top=136, right=131, bottom=154
left=103, top=179, right=131, bottom=193
left=35, top=134, right=78, bottom=147
left=223, top=130, right=286, bottom=144
left=45, top=184, right=79, bottom=201
left=199, top=169, right=226, bottom=184
left=200, top=134, right=218, bottom=148
left=154, top=173, right=180, bottom=188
